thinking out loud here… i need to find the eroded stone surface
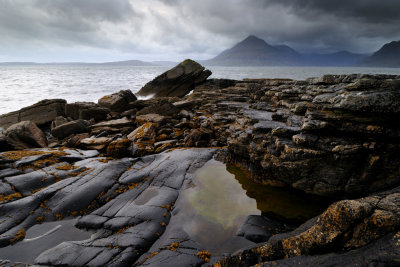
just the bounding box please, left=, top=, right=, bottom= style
left=0, top=148, right=216, bottom=266
left=215, top=188, right=400, bottom=266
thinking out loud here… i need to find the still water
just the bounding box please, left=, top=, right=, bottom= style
left=169, top=159, right=328, bottom=255
left=0, top=64, right=399, bottom=114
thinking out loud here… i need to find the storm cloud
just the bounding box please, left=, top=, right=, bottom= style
left=0, top=0, right=399, bottom=62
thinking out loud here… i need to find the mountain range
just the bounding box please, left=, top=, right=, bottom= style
left=201, top=35, right=400, bottom=67
left=0, top=36, right=399, bottom=67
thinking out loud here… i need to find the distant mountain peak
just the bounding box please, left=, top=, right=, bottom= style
left=238, top=35, right=269, bottom=46
left=362, top=40, right=400, bottom=67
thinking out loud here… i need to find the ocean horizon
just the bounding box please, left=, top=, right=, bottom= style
left=1, top=64, right=399, bottom=115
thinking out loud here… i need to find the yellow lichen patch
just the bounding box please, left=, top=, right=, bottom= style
left=67, top=210, right=78, bottom=216
left=116, top=226, right=132, bottom=234
left=156, top=134, right=168, bottom=142
left=115, top=183, right=139, bottom=194
left=39, top=201, right=51, bottom=212
left=9, top=229, right=26, bottom=244
left=168, top=242, right=180, bottom=251
left=0, top=192, right=22, bottom=202
left=173, top=129, right=184, bottom=138
left=68, top=167, right=91, bottom=177
left=1, top=150, right=46, bottom=160
left=160, top=203, right=174, bottom=211
left=97, top=158, right=109, bottom=163
left=55, top=164, right=77, bottom=171
left=55, top=214, right=63, bottom=220
left=96, top=191, right=105, bottom=200
left=145, top=252, right=159, bottom=260
left=31, top=187, right=45, bottom=194
left=197, top=250, right=211, bottom=263
left=36, top=216, right=44, bottom=222
left=128, top=183, right=138, bottom=190
left=160, top=222, right=167, bottom=227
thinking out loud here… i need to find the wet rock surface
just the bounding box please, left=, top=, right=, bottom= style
left=0, top=62, right=400, bottom=266
left=0, top=147, right=216, bottom=266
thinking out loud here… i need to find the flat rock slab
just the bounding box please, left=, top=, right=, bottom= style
left=0, top=148, right=216, bottom=266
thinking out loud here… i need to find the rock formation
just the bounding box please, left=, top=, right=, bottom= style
left=0, top=60, right=399, bottom=266
left=137, top=59, right=212, bottom=97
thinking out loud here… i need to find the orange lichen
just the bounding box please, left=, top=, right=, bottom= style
left=36, top=216, right=44, bottom=222
left=69, top=211, right=78, bottom=216
left=115, top=183, right=139, bottom=194
left=55, top=164, right=77, bottom=171
left=160, top=222, right=167, bottom=227
left=145, top=252, right=159, bottom=260
left=168, top=242, right=180, bottom=251
left=116, top=226, right=132, bottom=234
left=0, top=192, right=22, bottom=202
left=55, top=214, right=63, bottom=220
left=197, top=250, right=211, bottom=262
left=160, top=203, right=174, bottom=211
left=9, top=229, right=26, bottom=244
left=2, top=150, right=46, bottom=160
left=68, top=167, right=91, bottom=177
left=31, top=187, right=45, bottom=194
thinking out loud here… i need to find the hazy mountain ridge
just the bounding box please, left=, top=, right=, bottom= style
left=1, top=36, right=399, bottom=67
left=202, top=35, right=375, bottom=67
left=202, top=35, right=400, bottom=67
left=361, top=41, right=400, bottom=67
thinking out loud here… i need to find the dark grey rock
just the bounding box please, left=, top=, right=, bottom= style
left=98, top=90, right=137, bottom=112
left=51, top=119, right=91, bottom=139
left=237, top=215, right=286, bottom=243
left=137, top=59, right=212, bottom=98
left=3, top=121, right=47, bottom=149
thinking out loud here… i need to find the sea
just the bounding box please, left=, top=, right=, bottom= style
left=0, top=65, right=399, bottom=115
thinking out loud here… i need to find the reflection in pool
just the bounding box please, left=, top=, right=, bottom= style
left=226, top=164, right=329, bottom=223
left=0, top=219, right=92, bottom=264
left=171, top=159, right=329, bottom=255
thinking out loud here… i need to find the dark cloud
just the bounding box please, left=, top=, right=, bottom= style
left=267, top=0, right=400, bottom=24
left=0, top=0, right=399, bottom=61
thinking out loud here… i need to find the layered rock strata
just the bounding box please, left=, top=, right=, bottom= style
left=0, top=62, right=399, bottom=266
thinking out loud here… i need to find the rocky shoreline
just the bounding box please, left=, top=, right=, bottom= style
left=0, top=60, right=399, bottom=266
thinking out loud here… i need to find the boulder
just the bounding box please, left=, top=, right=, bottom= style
left=62, top=133, right=90, bottom=148
left=0, top=99, right=66, bottom=129
left=128, top=123, right=156, bottom=141
left=137, top=59, right=212, bottom=98
left=0, top=135, right=14, bottom=152
left=184, top=129, right=211, bottom=147
left=3, top=121, right=48, bottom=149
left=137, top=99, right=180, bottom=116
left=65, top=102, right=109, bottom=122
left=51, top=120, right=91, bottom=140
left=136, top=114, right=166, bottom=126
left=91, top=117, right=135, bottom=135
left=236, top=215, right=286, bottom=243
left=216, top=188, right=400, bottom=266
left=51, top=116, right=71, bottom=129
left=98, top=90, right=137, bottom=112
left=80, top=137, right=111, bottom=150
left=106, top=139, right=131, bottom=158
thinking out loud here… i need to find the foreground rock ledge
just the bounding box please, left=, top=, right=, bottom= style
left=0, top=70, right=399, bottom=266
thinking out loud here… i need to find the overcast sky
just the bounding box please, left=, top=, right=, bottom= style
left=0, top=0, right=399, bottom=62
